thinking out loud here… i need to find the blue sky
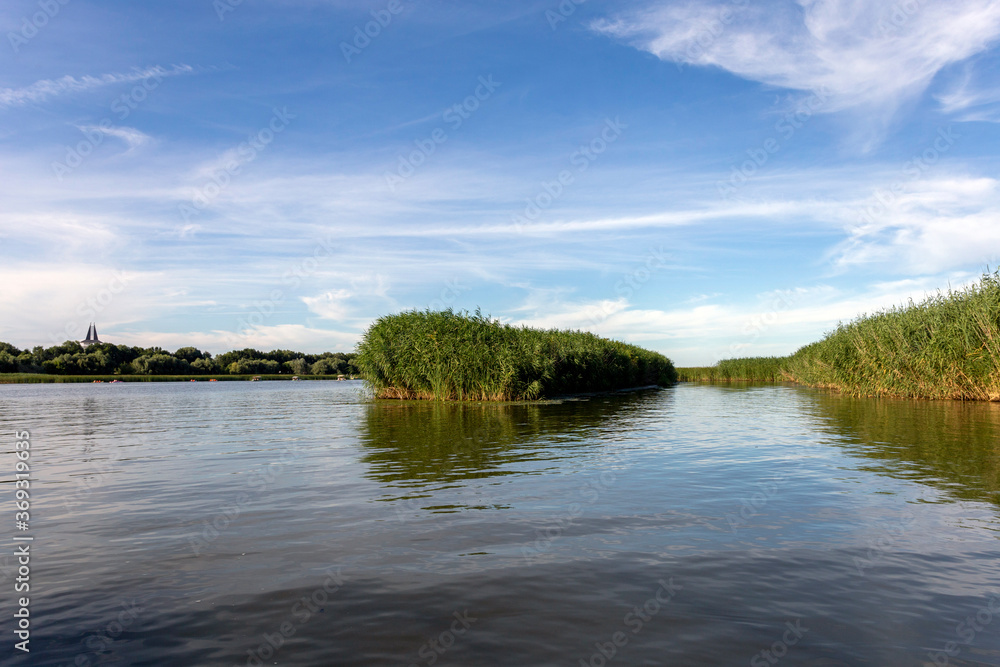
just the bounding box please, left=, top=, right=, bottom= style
left=3, top=0, right=1000, bottom=365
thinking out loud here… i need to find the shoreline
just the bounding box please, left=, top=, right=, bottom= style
left=674, top=374, right=1000, bottom=403
left=0, top=374, right=362, bottom=384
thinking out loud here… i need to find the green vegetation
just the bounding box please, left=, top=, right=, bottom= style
left=677, top=357, right=789, bottom=382
left=680, top=270, right=1000, bottom=401
left=786, top=270, right=1000, bottom=400
left=356, top=309, right=677, bottom=401
left=0, top=341, right=360, bottom=378
left=0, top=374, right=355, bottom=384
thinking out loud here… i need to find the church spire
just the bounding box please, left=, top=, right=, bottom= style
left=80, top=323, right=102, bottom=349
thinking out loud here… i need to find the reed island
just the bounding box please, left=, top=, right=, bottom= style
left=355, top=309, right=677, bottom=401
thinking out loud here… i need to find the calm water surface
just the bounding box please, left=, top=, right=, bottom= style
left=2, top=381, right=999, bottom=666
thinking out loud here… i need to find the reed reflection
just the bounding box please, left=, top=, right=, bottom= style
left=810, top=392, right=1000, bottom=505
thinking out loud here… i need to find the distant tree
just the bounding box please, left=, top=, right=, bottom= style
left=264, top=349, right=302, bottom=364
left=104, top=344, right=143, bottom=370
left=76, top=351, right=114, bottom=374
left=285, top=358, right=310, bottom=375
left=0, top=342, right=21, bottom=356
left=32, top=342, right=83, bottom=364
left=16, top=352, right=36, bottom=373
left=310, top=358, right=340, bottom=375
left=42, top=353, right=79, bottom=375
left=191, top=358, right=221, bottom=374
left=227, top=358, right=280, bottom=375
left=174, top=347, right=210, bottom=363
left=2, top=341, right=357, bottom=376
left=215, top=348, right=265, bottom=368
left=132, top=354, right=192, bottom=375
left=0, top=351, right=17, bottom=373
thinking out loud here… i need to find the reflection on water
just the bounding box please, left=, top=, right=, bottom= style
left=359, top=401, right=551, bottom=486
left=1, top=381, right=999, bottom=666
left=358, top=395, right=644, bottom=483
left=809, top=392, right=1000, bottom=505
left=358, top=393, right=662, bottom=516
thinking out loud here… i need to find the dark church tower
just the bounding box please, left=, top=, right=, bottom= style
left=80, top=323, right=103, bottom=349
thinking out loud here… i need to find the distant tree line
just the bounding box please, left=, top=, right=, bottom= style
left=0, top=341, right=360, bottom=376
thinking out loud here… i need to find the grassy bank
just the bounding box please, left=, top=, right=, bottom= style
left=677, top=357, right=789, bottom=382
left=682, top=271, right=1000, bottom=401
left=356, top=309, right=677, bottom=401
left=0, top=374, right=358, bottom=384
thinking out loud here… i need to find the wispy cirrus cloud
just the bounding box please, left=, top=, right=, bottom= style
left=935, top=61, right=1000, bottom=121
left=832, top=176, right=1000, bottom=272
left=0, top=64, right=194, bottom=108
left=77, top=125, right=153, bottom=152
left=593, top=0, right=1000, bottom=127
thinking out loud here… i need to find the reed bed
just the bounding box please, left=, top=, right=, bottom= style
left=355, top=309, right=677, bottom=401
left=785, top=270, right=1000, bottom=400
left=680, top=271, right=1000, bottom=401
left=677, top=357, right=790, bottom=382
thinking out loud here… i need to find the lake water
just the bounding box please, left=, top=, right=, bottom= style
left=2, top=381, right=1000, bottom=666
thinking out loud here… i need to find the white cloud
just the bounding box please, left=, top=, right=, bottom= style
left=0, top=65, right=194, bottom=108
left=123, top=324, right=361, bottom=356
left=301, top=275, right=394, bottom=322
left=935, top=61, right=1000, bottom=121
left=77, top=125, right=152, bottom=152
left=594, top=0, right=1000, bottom=123
left=509, top=276, right=984, bottom=366
left=0, top=264, right=165, bottom=347
left=834, top=176, right=1000, bottom=272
